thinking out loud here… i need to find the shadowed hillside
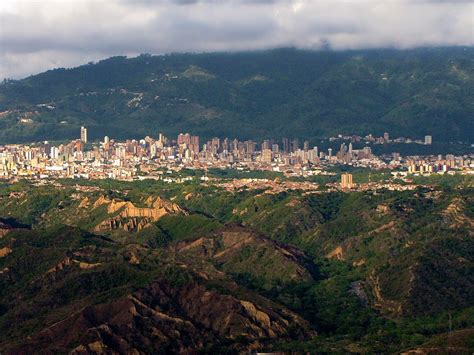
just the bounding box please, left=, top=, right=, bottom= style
left=0, top=47, right=473, bottom=144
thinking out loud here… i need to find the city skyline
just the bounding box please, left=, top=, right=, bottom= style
left=0, top=125, right=470, bottom=183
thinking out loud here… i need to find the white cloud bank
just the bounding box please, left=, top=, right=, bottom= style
left=0, top=0, right=472, bottom=78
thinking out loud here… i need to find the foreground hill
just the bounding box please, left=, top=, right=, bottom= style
left=0, top=178, right=473, bottom=352
left=0, top=228, right=313, bottom=353
left=173, top=225, right=316, bottom=289
left=0, top=47, right=473, bottom=143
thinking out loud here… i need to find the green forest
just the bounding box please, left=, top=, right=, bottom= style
left=0, top=47, right=473, bottom=144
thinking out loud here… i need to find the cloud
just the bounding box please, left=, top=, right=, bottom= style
left=0, top=0, right=472, bottom=78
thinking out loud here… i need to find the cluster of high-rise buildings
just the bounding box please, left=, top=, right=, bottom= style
left=0, top=128, right=471, bottom=181
left=405, top=154, right=470, bottom=175
left=329, top=132, right=433, bottom=146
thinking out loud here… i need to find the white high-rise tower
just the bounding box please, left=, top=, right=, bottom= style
left=80, top=126, right=88, bottom=143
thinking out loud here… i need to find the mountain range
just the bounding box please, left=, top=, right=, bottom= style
left=0, top=47, right=473, bottom=144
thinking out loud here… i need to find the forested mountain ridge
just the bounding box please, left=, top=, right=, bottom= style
left=0, top=47, right=472, bottom=144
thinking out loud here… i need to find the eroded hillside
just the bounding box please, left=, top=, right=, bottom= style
left=0, top=179, right=473, bottom=352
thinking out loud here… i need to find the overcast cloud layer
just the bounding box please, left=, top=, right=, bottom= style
left=0, top=0, right=473, bottom=79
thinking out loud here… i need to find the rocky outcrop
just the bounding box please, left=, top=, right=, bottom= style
left=367, top=220, right=397, bottom=236
left=93, top=195, right=185, bottom=233
left=45, top=256, right=101, bottom=276
left=93, top=216, right=153, bottom=233
left=0, top=225, right=13, bottom=238
left=125, top=246, right=142, bottom=265
left=78, top=197, right=90, bottom=208
left=369, top=270, right=403, bottom=316
left=46, top=256, right=72, bottom=274
left=92, top=195, right=110, bottom=209
left=326, top=246, right=344, bottom=260
left=10, top=278, right=315, bottom=354
left=376, top=204, right=390, bottom=214
left=76, top=261, right=101, bottom=270
left=441, top=198, right=474, bottom=231
left=0, top=247, right=12, bottom=258
left=95, top=195, right=183, bottom=219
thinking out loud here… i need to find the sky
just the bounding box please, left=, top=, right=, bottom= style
left=0, top=0, right=473, bottom=79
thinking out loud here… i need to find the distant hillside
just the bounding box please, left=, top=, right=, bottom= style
left=0, top=47, right=473, bottom=144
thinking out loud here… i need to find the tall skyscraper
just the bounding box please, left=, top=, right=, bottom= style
left=282, top=137, right=289, bottom=153
left=291, top=139, right=299, bottom=153
left=150, top=143, right=157, bottom=158
left=80, top=126, right=88, bottom=143
left=158, top=133, right=167, bottom=146
left=190, top=135, right=200, bottom=153
left=211, top=137, right=221, bottom=152
left=50, top=146, right=61, bottom=159
left=222, top=138, right=229, bottom=152
left=262, top=139, right=271, bottom=150
left=339, top=143, right=347, bottom=154
left=232, top=138, right=239, bottom=152
left=245, top=140, right=256, bottom=154
left=261, top=149, right=273, bottom=163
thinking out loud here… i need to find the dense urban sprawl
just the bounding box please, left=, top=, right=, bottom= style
left=0, top=128, right=472, bottom=187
